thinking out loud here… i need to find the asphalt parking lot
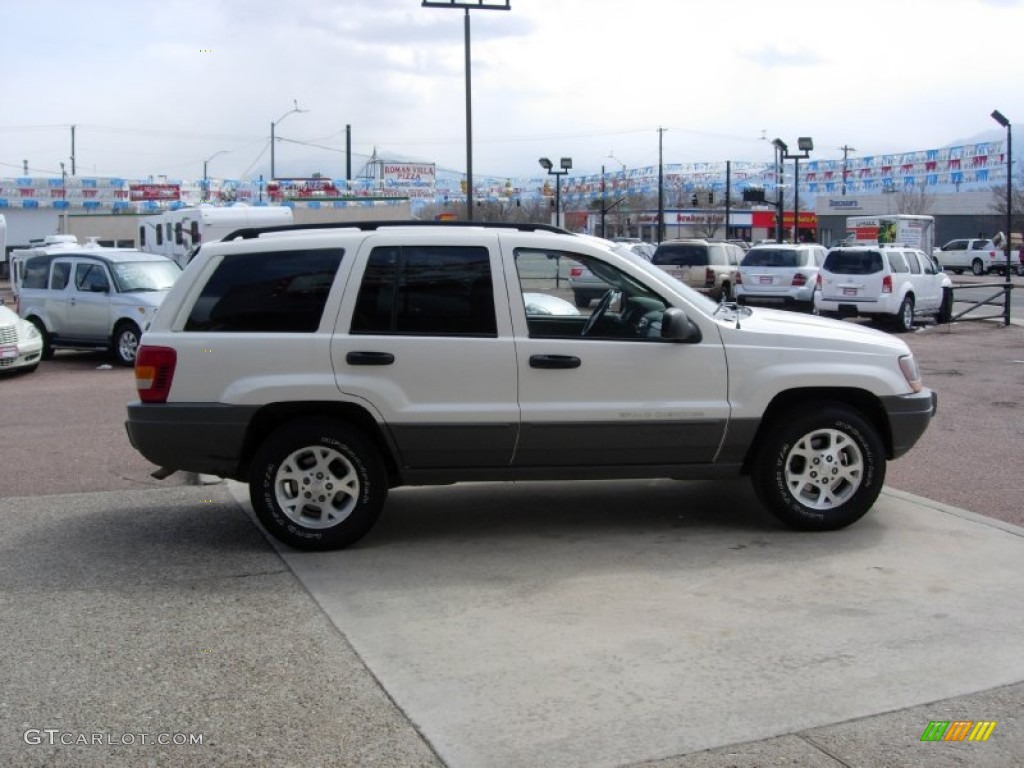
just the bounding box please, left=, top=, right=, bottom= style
left=2, top=282, right=1023, bottom=766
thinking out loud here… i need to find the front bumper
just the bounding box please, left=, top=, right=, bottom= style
left=882, top=389, right=938, bottom=459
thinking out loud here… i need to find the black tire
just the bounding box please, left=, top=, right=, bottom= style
left=893, top=295, right=914, bottom=332
left=751, top=403, right=886, bottom=531
left=971, top=259, right=985, bottom=276
left=573, top=292, right=591, bottom=309
left=719, top=283, right=733, bottom=301
left=249, top=420, right=387, bottom=550
left=936, top=288, right=953, bottom=324
left=952, top=268, right=964, bottom=275
left=29, top=318, right=54, bottom=360
left=113, top=322, right=141, bottom=366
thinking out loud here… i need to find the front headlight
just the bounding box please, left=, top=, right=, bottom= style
left=24, top=323, right=40, bottom=340
left=899, top=354, right=923, bottom=393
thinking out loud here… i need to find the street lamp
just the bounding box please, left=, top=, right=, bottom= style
left=777, top=137, right=813, bottom=242
left=539, top=156, right=571, bottom=228
left=991, top=109, right=1012, bottom=326
left=270, top=100, right=309, bottom=179
left=422, top=1, right=511, bottom=221
left=771, top=139, right=787, bottom=242
left=203, top=150, right=228, bottom=203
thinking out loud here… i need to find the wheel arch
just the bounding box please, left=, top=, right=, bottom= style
left=741, top=387, right=893, bottom=472
left=238, top=401, right=401, bottom=486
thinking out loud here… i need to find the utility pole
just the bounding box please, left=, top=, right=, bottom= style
left=657, top=127, right=666, bottom=243
left=840, top=144, right=856, bottom=196
left=345, top=124, right=352, bottom=182
left=724, top=160, right=731, bottom=240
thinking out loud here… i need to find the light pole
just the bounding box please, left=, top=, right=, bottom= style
left=991, top=109, right=1012, bottom=326
left=778, top=137, right=814, bottom=242
left=422, top=1, right=511, bottom=221
left=203, top=150, right=228, bottom=203
left=539, top=157, right=571, bottom=228
left=772, top=139, right=786, bottom=242
left=270, top=100, right=309, bottom=180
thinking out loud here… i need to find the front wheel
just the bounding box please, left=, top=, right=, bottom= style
left=113, top=322, right=141, bottom=366
left=971, top=259, right=985, bottom=276
left=249, top=420, right=387, bottom=550
left=751, top=403, right=886, bottom=531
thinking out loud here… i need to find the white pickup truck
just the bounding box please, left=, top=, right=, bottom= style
left=932, top=238, right=1004, bottom=276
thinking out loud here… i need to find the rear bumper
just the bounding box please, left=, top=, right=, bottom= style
left=125, top=402, right=258, bottom=479
left=882, top=389, right=937, bottom=459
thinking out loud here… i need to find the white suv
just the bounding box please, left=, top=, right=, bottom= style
left=815, top=246, right=953, bottom=332
left=126, top=221, right=936, bottom=550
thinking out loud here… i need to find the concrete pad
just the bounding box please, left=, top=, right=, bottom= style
left=230, top=479, right=1024, bottom=768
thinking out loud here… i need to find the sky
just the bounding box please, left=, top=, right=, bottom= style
left=2, top=0, right=1023, bottom=183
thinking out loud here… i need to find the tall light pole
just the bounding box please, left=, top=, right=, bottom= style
left=772, top=139, right=787, bottom=243
left=270, top=100, right=309, bottom=180
left=203, top=150, right=229, bottom=203
left=991, top=109, right=1012, bottom=326
left=539, top=157, right=571, bottom=228
left=422, top=1, right=511, bottom=222
left=778, top=137, right=814, bottom=242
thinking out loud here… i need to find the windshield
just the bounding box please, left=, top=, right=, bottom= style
left=110, top=260, right=181, bottom=292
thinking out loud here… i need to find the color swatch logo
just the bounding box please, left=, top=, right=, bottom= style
left=920, top=721, right=997, bottom=742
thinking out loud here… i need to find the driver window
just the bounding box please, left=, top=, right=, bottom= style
left=513, top=248, right=669, bottom=340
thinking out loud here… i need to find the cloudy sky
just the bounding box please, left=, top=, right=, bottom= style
left=2, top=0, right=1022, bottom=182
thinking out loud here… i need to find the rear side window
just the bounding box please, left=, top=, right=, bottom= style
left=652, top=244, right=708, bottom=267
left=742, top=249, right=802, bottom=268
left=22, top=256, right=53, bottom=289
left=824, top=250, right=884, bottom=275
left=184, top=248, right=344, bottom=332
left=886, top=251, right=909, bottom=273
left=351, top=245, right=496, bottom=337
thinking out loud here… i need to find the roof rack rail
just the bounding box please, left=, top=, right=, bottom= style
left=222, top=219, right=572, bottom=241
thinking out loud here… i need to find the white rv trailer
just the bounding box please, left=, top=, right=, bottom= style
left=138, top=204, right=293, bottom=267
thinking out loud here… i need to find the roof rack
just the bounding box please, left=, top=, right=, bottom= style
left=222, top=219, right=572, bottom=241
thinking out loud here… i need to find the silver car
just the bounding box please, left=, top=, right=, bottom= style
left=568, top=240, right=653, bottom=307
left=735, top=243, right=827, bottom=312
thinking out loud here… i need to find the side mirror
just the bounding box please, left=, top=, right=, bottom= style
left=661, top=308, right=702, bottom=343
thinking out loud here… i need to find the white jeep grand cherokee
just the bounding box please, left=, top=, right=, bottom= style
left=125, top=222, right=936, bottom=550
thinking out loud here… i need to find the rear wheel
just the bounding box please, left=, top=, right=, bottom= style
left=893, top=295, right=915, bottom=332
left=249, top=420, right=387, bottom=550
left=573, top=292, right=591, bottom=309
left=751, top=403, right=885, bottom=531
left=29, top=318, right=54, bottom=360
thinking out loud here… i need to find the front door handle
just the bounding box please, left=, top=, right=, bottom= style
left=346, top=351, right=395, bottom=366
left=529, top=354, right=581, bottom=369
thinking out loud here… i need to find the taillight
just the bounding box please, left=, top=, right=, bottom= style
left=570, top=267, right=583, bottom=278
left=735, top=271, right=743, bottom=285
left=791, top=272, right=807, bottom=287
left=815, top=273, right=822, bottom=289
left=882, top=275, right=893, bottom=293
left=135, top=346, right=176, bottom=403
left=705, top=267, right=715, bottom=287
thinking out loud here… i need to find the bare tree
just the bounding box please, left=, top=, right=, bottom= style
left=895, top=186, right=935, bottom=215
left=988, top=183, right=1024, bottom=236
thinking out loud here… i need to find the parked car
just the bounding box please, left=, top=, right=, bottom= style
left=932, top=238, right=1002, bottom=276
left=735, top=243, right=827, bottom=312
left=650, top=239, right=744, bottom=301
left=126, top=220, right=936, bottom=550
left=0, top=302, right=43, bottom=374
left=16, top=248, right=181, bottom=365
left=815, top=245, right=953, bottom=332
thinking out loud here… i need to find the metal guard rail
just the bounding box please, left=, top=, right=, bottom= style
left=947, top=280, right=1014, bottom=326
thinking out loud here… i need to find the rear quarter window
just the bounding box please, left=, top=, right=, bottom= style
left=886, top=251, right=909, bottom=273
left=184, top=248, right=344, bottom=332
left=824, top=250, right=884, bottom=275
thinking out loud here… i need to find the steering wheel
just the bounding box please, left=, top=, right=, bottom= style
left=581, top=289, right=616, bottom=336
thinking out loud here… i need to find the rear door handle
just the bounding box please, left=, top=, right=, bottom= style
left=529, top=354, right=581, bottom=369
left=346, top=351, right=395, bottom=366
